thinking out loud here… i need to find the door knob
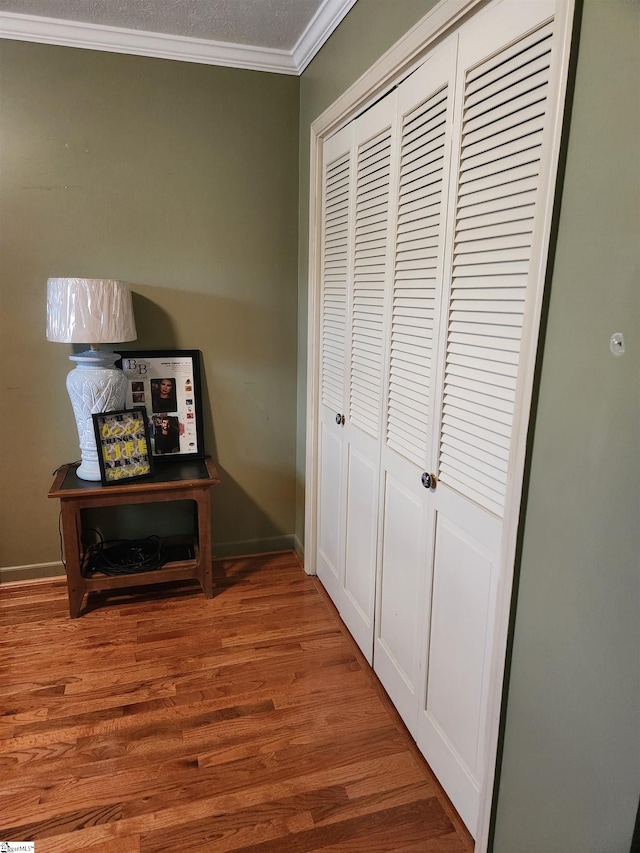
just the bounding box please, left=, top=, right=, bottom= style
left=336, top=413, right=345, bottom=426
left=421, top=472, right=437, bottom=489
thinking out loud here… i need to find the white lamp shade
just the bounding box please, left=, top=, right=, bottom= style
left=46, top=278, right=137, bottom=344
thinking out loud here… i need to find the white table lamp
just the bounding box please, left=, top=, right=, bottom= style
left=47, top=278, right=137, bottom=481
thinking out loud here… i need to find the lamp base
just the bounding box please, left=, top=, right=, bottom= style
left=66, top=350, right=128, bottom=481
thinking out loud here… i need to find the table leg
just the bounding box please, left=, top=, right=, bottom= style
left=59, top=505, right=86, bottom=618
left=195, top=489, right=213, bottom=598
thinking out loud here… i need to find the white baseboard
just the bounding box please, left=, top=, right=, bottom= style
left=293, top=534, right=306, bottom=567
left=1, top=538, right=304, bottom=584
left=212, top=536, right=297, bottom=559
left=0, top=561, right=66, bottom=584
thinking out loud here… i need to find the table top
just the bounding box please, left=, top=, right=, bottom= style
left=49, top=457, right=220, bottom=499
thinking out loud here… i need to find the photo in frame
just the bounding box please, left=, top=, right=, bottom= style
left=116, top=350, right=205, bottom=461
left=92, top=408, right=154, bottom=485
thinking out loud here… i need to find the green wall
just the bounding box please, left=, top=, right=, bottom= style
left=0, top=40, right=300, bottom=569
left=297, top=1, right=639, bottom=850
left=492, top=2, right=639, bottom=850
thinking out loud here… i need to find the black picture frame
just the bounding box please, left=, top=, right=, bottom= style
left=116, top=349, right=205, bottom=461
left=92, top=408, right=155, bottom=486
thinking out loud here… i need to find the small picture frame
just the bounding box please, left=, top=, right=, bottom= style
left=116, top=349, right=205, bottom=461
left=92, top=408, right=155, bottom=485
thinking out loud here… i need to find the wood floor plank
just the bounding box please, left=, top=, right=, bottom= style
left=30, top=829, right=142, bottom=853
left=0, top=552, right=473, bottom=852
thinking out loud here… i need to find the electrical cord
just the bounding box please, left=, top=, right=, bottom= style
left=52, top=461, right=81, bottom=476
left=58, top=510, right=67, bottom=573
left=81, top=528, right=167, bottom=577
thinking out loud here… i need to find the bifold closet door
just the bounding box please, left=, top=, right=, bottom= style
left=316, top=97, right=397, bottom=663
left=315, top=124, right=352, bottom=610
left=417, top=0, right=565, bottom=834
left=314, top=0, right=571, bottom=837
left=372, top=40, right=457, bottom=737
left=339, top=97, right=397, bottom=660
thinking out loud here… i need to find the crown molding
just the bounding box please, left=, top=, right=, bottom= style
left=293, top=0, right=358, bottom=73
left=0, top=12, right=298, bottom=74
left=0, top=0, right=357, bottom=75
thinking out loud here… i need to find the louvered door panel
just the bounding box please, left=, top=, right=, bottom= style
left=439, top=20, right=554, bottom=517
left=386, top=84, right=450, bottom=465
left=349, top=127, right=392, bottom=438
left=373, top=40, right=457, bottom=743
left=315, top=125, right=354, bottom=608
left=339, top=95, right=396, bottom=664
left=420, top=4, right=569, bottom=834
left=320, top=149, right=351, bottom=414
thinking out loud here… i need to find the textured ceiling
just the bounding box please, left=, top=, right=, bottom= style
left=0, top=0, right=328, bottom=50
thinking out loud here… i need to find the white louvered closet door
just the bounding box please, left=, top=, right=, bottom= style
left=312, top=0, right=572, bottom=836
left=339, top=96, right=396, bottom=662
left=373, top=40, right=457, bottom=737
left=315, top=124, right=353, bottom=607
left=417, top=0, right=563, bottom=834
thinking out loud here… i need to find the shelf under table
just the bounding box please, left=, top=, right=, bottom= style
left=48, top=458, right=220, bottom=617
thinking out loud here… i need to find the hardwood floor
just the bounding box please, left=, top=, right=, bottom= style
left=0, top=552, right=474, bottom=852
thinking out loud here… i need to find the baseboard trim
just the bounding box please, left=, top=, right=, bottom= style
left=292, top=534, right=307, bottom=568
left=2, top=538, right=303, bottom=583
left=212, top=535, right=296, bottom=560
left=0, top=561, right=66, bottom=584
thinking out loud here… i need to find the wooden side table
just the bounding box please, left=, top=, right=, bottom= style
left=48, top=457, right=220, bottom=618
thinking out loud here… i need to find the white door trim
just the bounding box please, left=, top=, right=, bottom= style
left=304, top=1, right=576, bottom=849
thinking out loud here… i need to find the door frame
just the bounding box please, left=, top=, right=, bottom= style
left=304, top=0, right=575, bottom=849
